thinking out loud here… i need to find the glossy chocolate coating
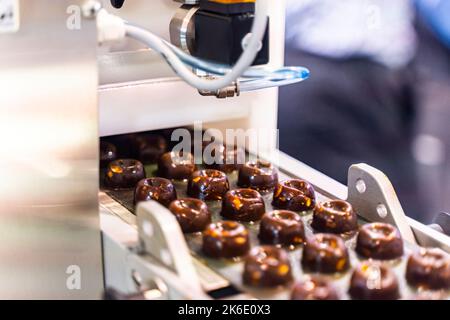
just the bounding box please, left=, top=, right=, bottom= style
left=133, top=134, right=167, bottom=164
left=302, top=234, right=350, bottom=274
left=187, top=169, right=230, bottom=201
left=158, top=152, right=196, bottom=180
left=291, top=277, right=340, bottom=300
left=221, top=189, right=265, bottom=222
left=259, top=210, right=305, bottom=246
left=105, top=159, right=146, bottom=189
left=100, top=141, right=118, bottom=169
left=237, top=160, right=278, bottom=192
left=356, top=223, right=403, bottom=260
left=349, top=262, right=400, bottom=300
left=134, top=177, right=177, bottom=207
left=272, top=179, right=316, bottom=212
left=311, top=200, right=358, bottom=234
left=204, top=144, right=245, bottom=173
left=169, top=198, right=212, bottom=233
left=243, top=246, right=293, bottom=287
left=406, top=248, right=450, bottom=290
left=202, top=221, right=250, bottom=259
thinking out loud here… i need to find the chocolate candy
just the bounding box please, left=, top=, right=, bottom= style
left=238, top=160, right=278, bottom=192
left=406, top=248, right=450, bottom=290
left=291, top=277, right=339, bottom=300
left=243, top=246, right=293, bottom=287
left=169, top=198, right=212, bottom=233
left=100, top=141, right=118, bottom=169
left=349, top=261, right=400, bottom=300
left=134, top=177, right=177, bottom=207
left=158, top=152, right=196, bottom=180
left=259, top=210, right=305, bottom=246
left=356, top=223, right=403, bottom=260
left=202, top=221, right=250, bottom=259
left=302, top=234, right=350, bottom=274
left=311, top=200, right=358, bottom=234
left=272, top=179, right=316, bottom=212
left=204, top=144, right=245, bottom=173
left=221, top=189, right=265, bottom=222
left=105, top=159, right=146, bottom=189
left=132, top=134, right=167, bottom=164
left=187, top=169, right=230, bottom=201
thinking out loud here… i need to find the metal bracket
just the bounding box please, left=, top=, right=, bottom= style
left=135, top=201, right=207, bottom=299
left=347, top=163, right=417, bottom=244
left=430, top=212, right=450, bottom=236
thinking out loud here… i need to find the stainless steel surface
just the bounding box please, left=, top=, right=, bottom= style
left=101, top=194, right=230, bottom=294
left=101, top=204, right=208, bottom=299
left=0, top=0, right=103, bottom=299
left=136, top=201, right=203, bottom=295
left=274, top=151, right=450, bottom=252
left=347, top=163, right=417, bottom=244
left=100, top=150, right=450, bottom=299
left=169, top=4, right=197, bottom=53
left=432, top=212, right=450, bottom=236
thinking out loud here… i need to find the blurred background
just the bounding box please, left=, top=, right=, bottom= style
left=279, top=0, right=450, bottom=223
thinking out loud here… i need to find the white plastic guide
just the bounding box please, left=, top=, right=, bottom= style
left=0, top=0, right=19, bottom=33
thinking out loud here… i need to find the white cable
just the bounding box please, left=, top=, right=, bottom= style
left=124, top=0, right=269, bottom=91
left=96, top=9, right=126, bottom=44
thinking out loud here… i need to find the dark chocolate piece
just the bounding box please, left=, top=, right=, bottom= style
left=100, top=141, right=117, bottom=169
left=169, top=198, right=211, bottom=233
left=406, top=248, right=450, bottom=290
left=221, top=189, right=265, bottom=222
left=204, top=144, right=245, bottom=173
left=158, top=152, right=196, bottom=180
left=132, top=134, right=167, bottom=164
left=237, top=160, right=278, bottom=192
left=349, top=261, right=400, bottom=300
left=259, top=210, right=305, bottom=246
left=311, top=200, right=358, bottom=234
left=291, top=277, right=340, bottom=300
left=302, top=234, right=350, bottom=274
left=243, top=246, right=293, bottom=287
left=187, top=169, right=230, bottom=201
left=134, top=177, right=177, bottom=207
left=202, top=221, right=250, bottom=259
left=105, top=159, right=146, bottom=189
left=356, top=223, right=403, bottom=260
left=272, top=179, right=316, bottom=212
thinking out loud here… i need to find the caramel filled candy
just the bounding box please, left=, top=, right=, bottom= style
left=134, top=177, right=177, bottom=207
left=272, top=179, right=316, bottom=212
left=349, top=261, right=400, bottom=300
left=406, top=248, right=450, bottom=290
left=238, top=160, right=278, bottom=192
left=243, top=246, right=293, bottom=287
left=132, top=134, right=167, bottom=164
left=202, top=221, right=250, bottom=259
left=302, top=234, right=350, bottom=274
left=204, top=144, right=245, bottom=173
left=356, top=223, right=403, bottom=260
left=259, top=210, right=305, bottom=246
left=221, top=189, right=265, bottom=222
left=100, top=141, right=117, bottom=169
left=169, top=198, right=211, bottom=233
left=158, top=152, right=196, bottom=180
left=291, top=277, right=339, bottom=300
left=312, top=200, right=358, bottom=234
left=187, top=169, right=230, bottom=201
left=105, top=159, right=146, bottom=189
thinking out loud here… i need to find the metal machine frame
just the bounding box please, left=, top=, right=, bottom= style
left=100, top=153, right=450, bottom=299
left=0, top=0, right=448, bottom=299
